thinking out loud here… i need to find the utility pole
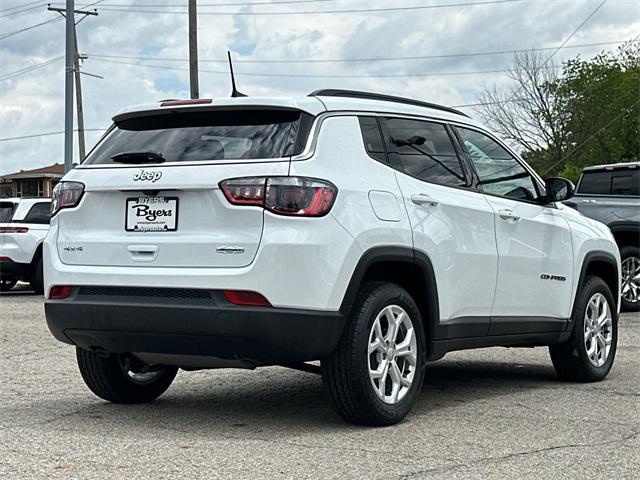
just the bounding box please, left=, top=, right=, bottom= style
left=64, top=0, right=74, bottom=173
left=73, top=28, right=86, bottom=161
left=188, top=0, right=199, bottom=99
left=48, top=2, right=98, bottom=172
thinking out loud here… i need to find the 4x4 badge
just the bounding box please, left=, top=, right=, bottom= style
left=133, top=170, right=162, bottom=182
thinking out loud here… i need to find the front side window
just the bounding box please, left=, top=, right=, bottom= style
left=457, top=127, right=539, bottom=201
left=84, top=109, right=309, bottom=165
left=383, top=118, right=467, bottom=187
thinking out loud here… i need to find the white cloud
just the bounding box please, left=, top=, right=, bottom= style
left=1, top=0, right=638, bottom=175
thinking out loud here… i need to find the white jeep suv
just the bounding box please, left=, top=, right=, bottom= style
left=1, top=197, right=51, bottom=293
left=44, top=90, right=621, bottom=425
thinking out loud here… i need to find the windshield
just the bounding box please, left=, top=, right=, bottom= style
left=84, top=109, right=310, bottom=165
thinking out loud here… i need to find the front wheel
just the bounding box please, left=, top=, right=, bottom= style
left=322, top=282, right=426, bottom=426
left=76, top=348, right=178, bottom=403
left=549, top=276, right=617, bottom=382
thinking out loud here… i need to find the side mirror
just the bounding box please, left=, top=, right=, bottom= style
left=544, top=177, right=575, bottom=203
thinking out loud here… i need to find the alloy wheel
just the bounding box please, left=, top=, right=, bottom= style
left=583, top=293, right=613, bottom=368
left=621, top=256, right=640, bottom=304
left=367, top=305, right=418, bottom=404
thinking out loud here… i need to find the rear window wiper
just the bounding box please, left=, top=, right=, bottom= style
left=111, top=152, right=165, bottom=164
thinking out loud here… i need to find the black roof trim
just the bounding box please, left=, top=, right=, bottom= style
left=308, top=89, right=469, bottom=118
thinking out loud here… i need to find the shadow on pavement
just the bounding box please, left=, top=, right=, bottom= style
left=9, top=359, right=562, bottom=434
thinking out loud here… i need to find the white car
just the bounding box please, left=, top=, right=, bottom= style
left=0, top=197, right=51, bottom=293
left=44, top=91, right=621, bottom=425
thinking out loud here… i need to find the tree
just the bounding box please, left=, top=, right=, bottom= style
left=475, top=42, right=640, bottom=181
left=552, top=43, right=640, bottom=179
left=475, top=51, right=569, bottom=173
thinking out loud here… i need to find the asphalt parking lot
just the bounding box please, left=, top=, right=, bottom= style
left=1, top=288, right=639, bottom=480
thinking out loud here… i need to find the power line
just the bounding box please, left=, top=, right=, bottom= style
left=51, top=0, right=334, bottom=6
left=0, top=0, right=44, bottom=12
left=90, top=56, right=565, bottom=78
left=86, top=39, right=630, bottom=65
left=0, top=17, right=61, bottom=40
left=455, top=0, right=610, bottom=108
left=0, top=4, right=46, bottom=18
left=537, top=0, right=608, bottom=69
left=0, top=56, right=64, bottom=81
left=85, top=0, right=525, bottom=15
left=0, top=129, right=105, bottom=142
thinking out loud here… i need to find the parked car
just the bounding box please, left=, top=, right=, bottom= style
left=0, top=197, right=51, bottom=293
left=44, top=91, right=621, bottom=425
left=566, top=162, right=639, bottom=311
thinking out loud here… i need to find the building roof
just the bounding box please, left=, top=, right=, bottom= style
left=3, top=163, right=68, bottom=180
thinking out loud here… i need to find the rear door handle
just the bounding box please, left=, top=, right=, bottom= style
left=411, top=194, right=439, bottom=207
left=498, top=209, right=520, bottom=221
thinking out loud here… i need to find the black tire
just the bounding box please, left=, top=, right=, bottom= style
left=0, top=279, right=17, bottom=292
left=76, top=348, right=178, bottom=403
left=549, top=276, right=618, bottom=382
left=620, top=245, right=640, bottom=312
left=322, top=282, right=426, bottom=426
left=29, top=256, right=44, bottom=295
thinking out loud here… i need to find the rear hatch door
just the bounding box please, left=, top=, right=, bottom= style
left=55, top=107, right=313, bottom=268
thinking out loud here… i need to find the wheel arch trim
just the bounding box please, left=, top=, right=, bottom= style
left=339, top=246, right=440, bottom=350
left=573, top=250, right=620, bottom=318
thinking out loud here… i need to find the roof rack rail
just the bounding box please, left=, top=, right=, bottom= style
left=308, top=89, right=469, bottom=118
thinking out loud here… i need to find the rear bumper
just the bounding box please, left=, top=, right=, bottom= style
left=45, top=287, right=345, bottom=365
left=0, top=258, right=31, bottom=279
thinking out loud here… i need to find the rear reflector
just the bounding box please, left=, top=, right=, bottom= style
left=161, top=99, right=213, bottom=107
left=0, top=226, right=28, bottom=233
left=223, top=290, right=271, bottom=307
left=49, top=286, right=73, bottom=300
left=0, top=256, right=12, bottom=262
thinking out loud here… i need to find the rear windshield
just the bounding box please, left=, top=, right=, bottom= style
left=0, top=202, right=16, bottom=223
left=84, top=109, right=312, bottom=165
left=578, top=170, right=639, bottom=196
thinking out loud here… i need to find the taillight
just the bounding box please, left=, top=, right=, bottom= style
left=51, top=181, right=84, bottom=216
left=219, top=177, right=337, bottom=217
left=0, top=227, right=28, bottom=233
left=49, top=285, right=73, bottom=300
left=223, top=290, right=271, bottom=307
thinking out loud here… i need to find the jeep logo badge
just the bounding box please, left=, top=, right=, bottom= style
left=133, top=170, right=162, bottom=182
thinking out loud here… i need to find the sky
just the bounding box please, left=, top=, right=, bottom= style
left=0, top=0, right=639, bottom=176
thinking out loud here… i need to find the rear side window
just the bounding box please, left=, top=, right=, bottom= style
left=23, top=202, right=51, bottom=224
left=579, top=170, right=639, bottom=196
left=382, top=118, right=467, bottom=187
left=0, top=202, right=16, bottom=223
left=358, top=116, right=387, bottom=163
left=84, top=110, right=311, bottom=164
